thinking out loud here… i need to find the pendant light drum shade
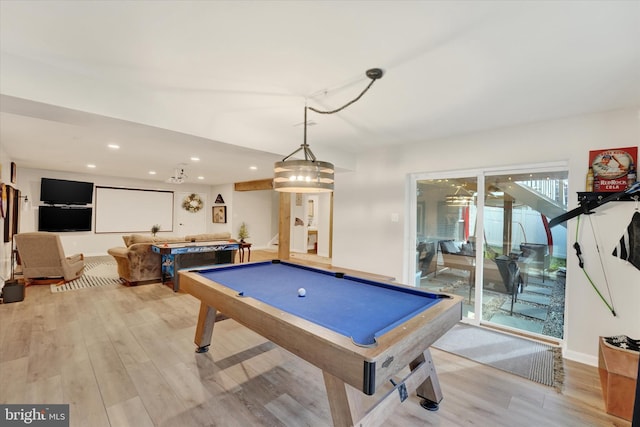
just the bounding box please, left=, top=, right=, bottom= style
left=273, top=159, right=334, bottom=193
left=445, top=194, right=474, bottom=206
left=273, top=68, right=383, bottom=194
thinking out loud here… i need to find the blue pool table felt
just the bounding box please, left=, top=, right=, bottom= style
left=194, top=261, right=444, bottom=346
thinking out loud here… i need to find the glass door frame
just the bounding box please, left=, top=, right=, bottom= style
left=408, top=161, right=568, bottom=331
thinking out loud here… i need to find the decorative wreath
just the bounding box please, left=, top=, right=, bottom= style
left=182, top=193, right=203, bottom=213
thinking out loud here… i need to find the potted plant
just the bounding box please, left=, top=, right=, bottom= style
left=151, top=224, right=161, bottom=237
left=238, top=222, right=249, bottom=243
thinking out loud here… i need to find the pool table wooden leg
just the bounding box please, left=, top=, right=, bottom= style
left=412, top=349, right=443, bottom=405
left=194, top=302, right=217, bottom=353
left=322, top=349, right=444, bottom=426
left=322, top=371, right=360, bottom=427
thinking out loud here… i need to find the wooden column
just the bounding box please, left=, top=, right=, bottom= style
left=278, top=192, right=291, bottom=260
left=502, top=194, right=513, bottom=255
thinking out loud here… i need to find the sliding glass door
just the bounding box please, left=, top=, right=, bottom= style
left=414, top=165, right=567, bottom=339
left=480, top=170, right=567, bottom=338
left=415, top=175, right=479, bottom=321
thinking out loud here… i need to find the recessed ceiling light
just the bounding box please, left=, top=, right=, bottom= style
left=148, top=171, right=156, bottom=175
left=108, top=144, right=120, bottom=149
left=197, top=176, right=204, bottom=180
left=249, top=166, right=258, bottom=170
left=191, top=157, right=200, bottom=161
left=87, top=164, right=96, bottom=168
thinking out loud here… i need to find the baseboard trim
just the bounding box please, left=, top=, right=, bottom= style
left=564, top=349, right=598, bottom=367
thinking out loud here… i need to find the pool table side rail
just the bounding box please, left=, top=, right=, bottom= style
left=180, top=270, right=463, bottom=395
left=193, top=259, right=399, bottom=288
left=368, top=292, right=462, bottom=392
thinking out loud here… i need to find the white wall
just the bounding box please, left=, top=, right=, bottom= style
left=229, top=188, right=275, bottom=249
left=17, top=168, right=223, bottom=256
left=316, top=193, right=332, bottom=258
left=332, top=108, right=640, bottom=365
left=1, top=165, right=274, bottom=282
left=6, top=168, right=275, bottom=261
left=290, top=196, right=307, bottom=254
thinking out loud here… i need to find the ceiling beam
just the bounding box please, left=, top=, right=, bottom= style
left=234, top=179, right=274, bottom=191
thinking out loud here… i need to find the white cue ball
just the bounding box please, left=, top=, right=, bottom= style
left=298, top=287, right=306, bottom=297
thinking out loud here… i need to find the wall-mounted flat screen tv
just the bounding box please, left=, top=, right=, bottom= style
left=38, top=206, right=93, bottom=232
left=40, top=178, right=94, bottom=205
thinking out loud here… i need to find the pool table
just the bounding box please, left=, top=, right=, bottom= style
left=179, top=260, right=462, bottom=427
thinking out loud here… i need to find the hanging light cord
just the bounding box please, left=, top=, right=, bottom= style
left=282, top=68, right=384, bottom=162
left=308, top=68, right=383, bottom=115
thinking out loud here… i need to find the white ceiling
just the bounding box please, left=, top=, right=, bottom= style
left=1, top=1, right=639, bottom=186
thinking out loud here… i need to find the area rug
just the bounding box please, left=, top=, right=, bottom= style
left=51, top=256, right=124, bottom=293
left=433, top=323, right=563, bottom=390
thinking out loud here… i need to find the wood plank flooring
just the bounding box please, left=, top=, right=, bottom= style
left=0, top=251, right=631, bottom=426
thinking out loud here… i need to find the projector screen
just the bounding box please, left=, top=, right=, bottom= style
left=95, top=186, right=174, bottom=233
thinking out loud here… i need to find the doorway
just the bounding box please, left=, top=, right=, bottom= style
left=288, top=192, right=333, bottom=261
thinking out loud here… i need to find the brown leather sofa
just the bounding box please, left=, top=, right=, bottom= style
left=107, top=232, right=232, bottom=285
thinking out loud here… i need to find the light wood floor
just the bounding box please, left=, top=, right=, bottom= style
left=0, top=250, right=631, bottom=427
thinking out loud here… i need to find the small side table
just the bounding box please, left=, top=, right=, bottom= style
left=238, top=242, right=252, bottom=263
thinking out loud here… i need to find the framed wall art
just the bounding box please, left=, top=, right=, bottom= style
left=588, top=146, right=637, bottom=192
left=213, top=205, right=227, bottom=223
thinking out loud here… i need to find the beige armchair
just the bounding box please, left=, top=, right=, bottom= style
left=15, top=232, right=85, bottom=283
